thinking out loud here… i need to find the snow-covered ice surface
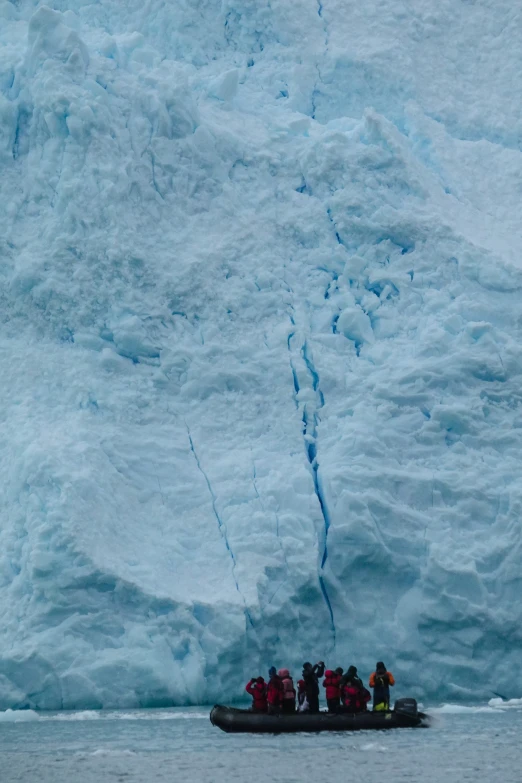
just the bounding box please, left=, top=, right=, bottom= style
left=0, top=0, right=522, bottom=709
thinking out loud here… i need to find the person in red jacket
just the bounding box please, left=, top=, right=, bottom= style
left=245, top=677, right=267, bottom=712
left=267, top=668, right=284, bottom=714
left=341, top=679, right=371, bottom=713
left=323, top=669, right=342, bottom=712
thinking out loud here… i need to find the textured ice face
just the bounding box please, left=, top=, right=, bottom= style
left=0, top=0, right=521, bottom=709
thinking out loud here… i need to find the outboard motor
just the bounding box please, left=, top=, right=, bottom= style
left=394, top=698, right=418, bottom=715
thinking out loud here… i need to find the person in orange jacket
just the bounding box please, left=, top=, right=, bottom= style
left=369, top=661, right=395, bottom=711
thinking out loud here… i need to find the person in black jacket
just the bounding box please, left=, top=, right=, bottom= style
left=301, top=661, right=325, bottom=713
left=340, top=665, right=363, bottom=689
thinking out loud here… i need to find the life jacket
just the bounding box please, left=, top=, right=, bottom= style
left=278, top=669, right=296, bottom=701
left=267, top=675, right=284, bottom=705
left=369, top=669, right=395, bottom=706
left=245, top=680, right=267, bottom=710
left=369, top=670, right=395, bottom=688
left=322, top=670, right=341, bottom=700
left=342, top=683, right=371, bottom=711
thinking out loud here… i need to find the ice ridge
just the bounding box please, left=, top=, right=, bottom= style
left=0, top=0, right=521, bottom=708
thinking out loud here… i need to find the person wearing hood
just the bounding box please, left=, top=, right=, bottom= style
left=341, top=665, right=363, bottom=688
left=341, top=667, right=370, bottom=713
left=323, top=668, right=342, bottom=712
left=245, top=677, right=268, bottom=712
left=301, top=661, right=325, bottom=713
left=278, top=668, right=296, bottom=714
left=267, top=667, right=284, bottom=714
left=369, top=661, right=395, bottom=711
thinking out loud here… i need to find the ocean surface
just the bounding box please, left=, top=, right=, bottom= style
left=0, top=703, right=520, bottom=783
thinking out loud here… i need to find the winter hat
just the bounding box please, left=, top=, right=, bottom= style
left=347, top=665, right=358, bottom=676
left=268, top=666, right=277, bottom=677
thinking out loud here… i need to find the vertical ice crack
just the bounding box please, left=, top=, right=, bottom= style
left=286, top=328, right=336, bottom=645
left=326, top=207, right=344, bottom=246
left=288, top=326, right=299, bottom=407
left=149, top=150, right=164, bottom=201
left=283, top=273, right=335, bottom=644
left=311, top=0, right=329, bottom=119
left=301, top=341, right=336, bottom=647
left=186, top=425, right=254, bottom=628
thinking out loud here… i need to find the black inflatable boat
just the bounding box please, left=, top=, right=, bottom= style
left=210, top=698, right=429, bottom=733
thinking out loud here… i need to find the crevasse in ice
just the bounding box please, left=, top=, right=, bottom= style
left=0, top=0, right=521, bottom=708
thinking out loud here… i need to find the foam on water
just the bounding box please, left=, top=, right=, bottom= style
left=432, top=704, right=499, bottom=715
left=75, top=749, right=137, bottom=758
left=2, top=701, right=521, bottom=723
left=47, top=710, right=101, bottom=721
left=41, top=709, right=210, bottom=721
left=432, top=699, right=522, bottom=715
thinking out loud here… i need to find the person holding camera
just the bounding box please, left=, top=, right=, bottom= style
left=245, top=676, right=268, bottom=712
left=301, top=661, right=325, bottom=713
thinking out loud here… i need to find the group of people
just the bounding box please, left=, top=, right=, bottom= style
left=246, top=661, right=395, bottom=714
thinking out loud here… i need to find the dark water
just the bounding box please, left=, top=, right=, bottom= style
left=0, top=703, right=520, bottom=783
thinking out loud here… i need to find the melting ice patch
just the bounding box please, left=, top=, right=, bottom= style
left=0, top=709, right=40, bottom=722
left=0, top=0, right=522, bottom=709
left=488, top=699, right=522, bottom=711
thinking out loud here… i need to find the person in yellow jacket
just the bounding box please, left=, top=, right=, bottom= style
left=369, top=661, right=395, bottom=711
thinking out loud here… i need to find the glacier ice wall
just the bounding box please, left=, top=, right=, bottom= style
left=0, top=0, right=521, bottom=708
